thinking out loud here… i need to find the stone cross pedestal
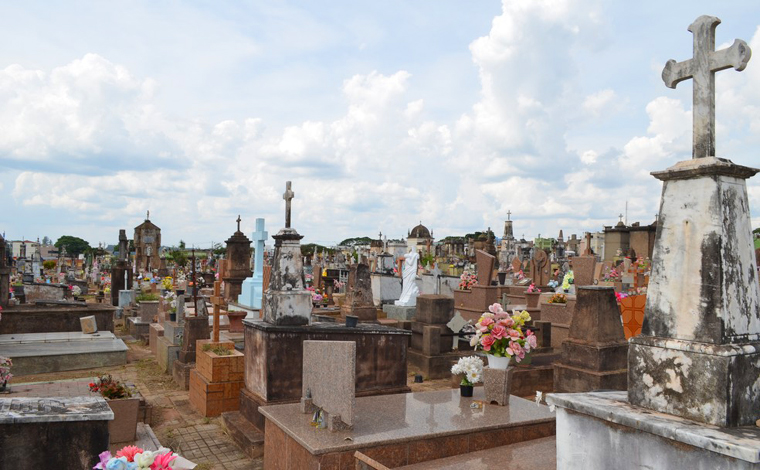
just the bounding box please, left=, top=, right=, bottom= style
left=223, top=216, right=252, bottom=303
left=262, top=182, right=312, bottom=326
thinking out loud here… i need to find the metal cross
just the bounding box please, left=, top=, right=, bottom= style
left=662, top=15, right=751, bottom=159
left=283, top=181, right=295, bottom=228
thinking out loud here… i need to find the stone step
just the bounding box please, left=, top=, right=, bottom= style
left=220, top=411, right=265, bottom=459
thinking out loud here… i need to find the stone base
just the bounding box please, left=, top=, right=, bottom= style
left=127, top=317, right=151, bottom=342
left=260, top=389, right=556, bottom=469
left=382, top=304, right=416, bottom=321
left=484, top=367, right=512, bottom=406
left=629, top=336, right=760, bottom=427
left=553, top=363, right=627, bottom=393
left=371, top=274, right=403, bottom=307
left=189, top=369, right=244, bottom=417
left=149, top=324, right=164, bottom=356
left=172, top=360, right=194, bottom=390
left=548, top=391, right=760, bottom=470
left=155, top=335, right=180, bottom=374
left=340, top=305, right=377, bottom=322
left=408, top=349, right=471, bottom=380
left=262, top=290, right=312, bottom=326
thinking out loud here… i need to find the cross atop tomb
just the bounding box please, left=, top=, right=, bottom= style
left=618, top=214, right=624, bottom=223
left=252, top=218, right=268, bottom=242
left=236, top=215, right=241, bottom=232
left=146, top=210, right=150, bottom=220
left=210, top=280, right=225, bottom=343
left=283, top=181, right=295, bottom=228
left=662, top=15, right=751, bottom=159
left=507, top=210, right=511, bottom=221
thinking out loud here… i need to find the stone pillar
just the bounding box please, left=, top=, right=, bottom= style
left=629, top=157, right=760, bottom=427
left=223, top=221, right=252, bottom=303
left=262, top=228, right=312, bottom=326
left=0, top=234, right=9, bottom=308
left=553, top=286, right=628, bottom=392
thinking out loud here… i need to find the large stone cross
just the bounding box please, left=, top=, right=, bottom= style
left=662, top=15, right=751, bottom=159
left=283, top=181, right=295, bottom=228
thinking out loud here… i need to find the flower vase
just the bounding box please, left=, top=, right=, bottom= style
left=169, top=312, right=177, bottom=322
left=459, top=384, right=474, bottom=397
left=484, top=366, right=512, bottom=406
left=487, top=355, right=511, bottom=370
left=0, top=381, right=7, bottom=392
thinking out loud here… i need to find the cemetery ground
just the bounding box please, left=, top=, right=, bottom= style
left=8, top=324, right=454, bottom=469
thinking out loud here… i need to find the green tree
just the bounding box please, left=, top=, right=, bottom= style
left=338, top=236, right=373, bottom=247
left=42, top=236, right=51, bottom=245
left=43, top=260, right=56, bottom=270
left=54, top=235, right=91, bottom=257
left=170, top=249, right=188, bottom=267
left=179, top=240, right=186, bottom=250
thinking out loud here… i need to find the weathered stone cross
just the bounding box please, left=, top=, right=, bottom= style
left=236, top=215, right=241, bottom=232
left=210, top=280, right=225, bottom=342
left=662, top=15, right=751, bottom=159
left=507, top=210, right=511, bottom=221
left=283, top=181, right=294, bottom=228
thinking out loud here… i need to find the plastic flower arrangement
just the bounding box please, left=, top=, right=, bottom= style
left=470, top=303, right=537, bottom=364
left=561, top=271, right=574, bottom=291
left=602, top=267, right=621, bottom=282
left=71, top=285, right=82, bottom=296
left=451, top=356, right=484, bottom=386
left=93, top=445, right=182, bottom=470
left=161, top=277, right=173, bottom=291
left=163, top=291, right=178, bottom=313
left=333, top=279, right=346, bottom=291
left=0, top=356, right=12, bottom=384
left=547, top=293, right=568, bottom=304
left=458, top=272, right=478, bottom=290
left=514, top=269, right=525, bottom=280
left=89, top=374, right=131, bottom=400
left=527, top=283, right=540, bottom=293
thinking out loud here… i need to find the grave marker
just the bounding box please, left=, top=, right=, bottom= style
left=300, top=340, right=356, bottom=431
left=209, top=280, right=225, bottom=343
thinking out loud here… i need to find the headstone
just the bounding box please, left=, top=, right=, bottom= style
left=0, top=235, right=10, bottom=308
left=530, top=249, right=550, bottom=286
left=430, top=263, right=442, bottom=295
left=475, top=249, right=495, bottom=286
left=446, top=311, right=468, bottom=350
left=239, top=218, right=268, bottom=309
left=340, top=263, right=377, bottom=322
left=80, top=315, right=98, bottom=334
left=196, top=298, right=209, bottom=318
left=300, top=340, right=356, bottom=431
left=572, top=256, right=596, bottom=287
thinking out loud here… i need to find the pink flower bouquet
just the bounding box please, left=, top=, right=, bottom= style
left=470, top=303, right=537, bottom=364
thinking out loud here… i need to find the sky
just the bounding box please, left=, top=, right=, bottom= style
left=2, top=0, right=760, bottom=248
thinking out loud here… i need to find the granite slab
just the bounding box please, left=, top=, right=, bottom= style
left=399, top=435, right=556, bottom=470
left=260, top=388, right=554, bottom=455
left=0, top=332, right=127, bottom=357
left=243, top=319, right=411, bottom=336
left=547, top=391, right=760, bottom=463
left=0, top=397, right=113, bottom=424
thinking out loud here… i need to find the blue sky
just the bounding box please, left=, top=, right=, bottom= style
left=1, top=0, right=759, bottom=248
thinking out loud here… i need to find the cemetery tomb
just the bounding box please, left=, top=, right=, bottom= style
left=549, top=15, right=760, bottom=469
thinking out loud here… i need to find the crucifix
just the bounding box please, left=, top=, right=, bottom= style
left=662, top=15, right=751, bottom=159
left=236, top=215, right=241, bottom=232
left=283, top=181, right=295, bottom=228
left=210, top=280, right=226, bottom=343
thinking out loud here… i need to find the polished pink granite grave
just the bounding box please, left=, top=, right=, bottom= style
left=260, top=388, right=555, bottom=469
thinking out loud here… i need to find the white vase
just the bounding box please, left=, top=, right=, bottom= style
left=487, top=355, right=511, bottom=370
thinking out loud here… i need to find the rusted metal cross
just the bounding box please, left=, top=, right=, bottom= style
left=210, top=280, right=226, bottom=342
left=662, top=15, right=751, bottom=159
left=283, top=181, right=294, bottom=228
